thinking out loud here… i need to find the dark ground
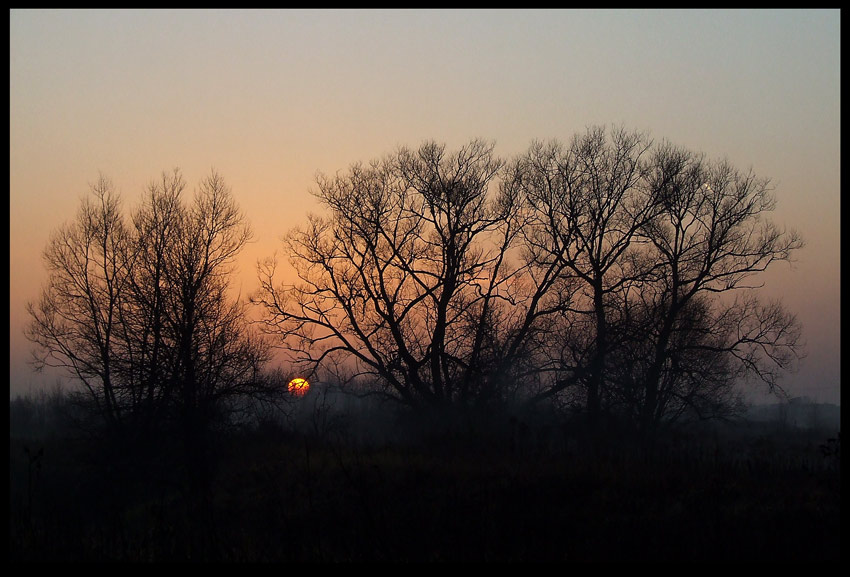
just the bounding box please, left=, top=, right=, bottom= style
left=9, top=414, right=841, bottom=563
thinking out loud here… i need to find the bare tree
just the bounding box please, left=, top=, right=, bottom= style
left=116, top=169, right=185, bottom=427
left=629, top=144, right=805, bottom=437
left=512, top=128, right=803, bottom=439
left=255, top=140, right=568, bottom=412
left=26, top=169, right=276, bottom=440
left=254, top=130, right=804, bottom=439
left=26, top=175, right=132, bottom=429
left=160, top=171, right=264, bottom=432
left=606, top=293, right=745, bottom=428
left=515, top=126, right=657, bottom=431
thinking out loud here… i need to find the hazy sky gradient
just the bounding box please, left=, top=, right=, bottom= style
left=9, top=9, right=840, bottom=404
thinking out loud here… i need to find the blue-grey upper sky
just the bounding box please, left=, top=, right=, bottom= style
left=10, top=9, right=840, bottom=404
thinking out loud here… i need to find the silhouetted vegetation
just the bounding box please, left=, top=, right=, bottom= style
left=16, top=130, right=829, bottom=562
left=24, top=169, right=288, bottom=498
left=255, top=127, right=803, bottom=442
left=9, top=386, right=840, bottom=561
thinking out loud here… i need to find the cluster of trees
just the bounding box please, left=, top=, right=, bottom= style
left=26, top=169, right=279, bottom=444
left=253, top=126, right=804, bottom=439
left=27, top=126, right=803, bottom=445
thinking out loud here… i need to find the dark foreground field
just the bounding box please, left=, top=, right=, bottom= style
left=9, top=416, right=840, bottom=563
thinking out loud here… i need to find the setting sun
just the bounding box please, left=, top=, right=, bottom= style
left=287, top=377, right=310, bottom=397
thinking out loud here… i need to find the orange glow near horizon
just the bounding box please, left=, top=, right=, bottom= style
left=8, top=10, right=840, bottom=406
left=287, top=377, right=310, bottom=397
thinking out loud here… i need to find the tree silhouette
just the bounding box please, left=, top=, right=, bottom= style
left=629, top=143, right=804, bottom=437
left=255, top=140, right=571, bottom=412
left=26, top=169, right=278, bottom=441
left=256, top=130, right=804, bottom=436
left=512, top=127, right=658, bottom=432
left=26, top=175, right=131, bottom=428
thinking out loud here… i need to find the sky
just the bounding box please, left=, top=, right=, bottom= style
left=9, top=9, right=841, bottom=405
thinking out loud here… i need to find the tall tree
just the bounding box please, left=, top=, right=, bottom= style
left=161, top=171, right=261, bottom=433
left=116, top=169, right=185, bottom=427
left=26, top=175, right=132, bottom=428
left=629, top=144, right=804, bottom=436
left=27, top=169, right=275, bottom=438
left=516, top=126, right=657, bottom=430
left=515, top=128, right=803, bottom=437
left=255, top=140, right=569, bottom=411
